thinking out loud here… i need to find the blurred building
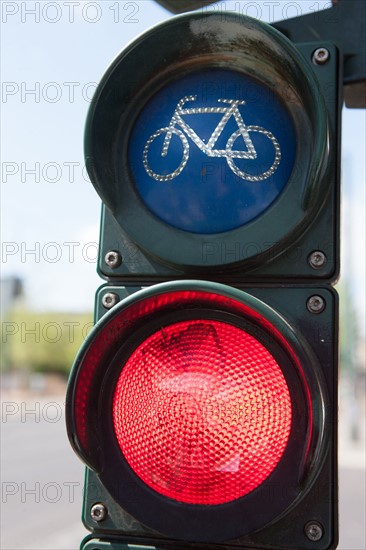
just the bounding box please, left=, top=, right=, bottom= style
left=0, top=276, right=24, bottom=319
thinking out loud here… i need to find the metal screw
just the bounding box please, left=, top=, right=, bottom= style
left=305, top=521, right=324, bottom=542
left=105, top=250, right=122, bottom=269
left=90, top=503, right=107, bottom=522
left=307, top=295, right=326, bottom=314
left=308, top=250, right=327, bottom=269
left=102, top=292, right=119, bottom=309
left=312, top=47, right=330, bottom=65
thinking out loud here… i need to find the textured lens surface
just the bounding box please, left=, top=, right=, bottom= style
left=113, top=319, right=292, bottom=505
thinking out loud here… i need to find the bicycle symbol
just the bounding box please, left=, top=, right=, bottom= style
left=143, top=95, right=281, bottom=182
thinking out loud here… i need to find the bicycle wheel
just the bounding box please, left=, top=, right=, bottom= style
left=226, top=126, right=281, bottom=182
left=143, top=127, right=189, bottom=182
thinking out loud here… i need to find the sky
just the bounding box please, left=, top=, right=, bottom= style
left=1, top=0, right=365, bottom=333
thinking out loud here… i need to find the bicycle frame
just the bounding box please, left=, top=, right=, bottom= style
left=162, top=95, right=257, bottom=160
left=143, top=94, right=281, bottom=182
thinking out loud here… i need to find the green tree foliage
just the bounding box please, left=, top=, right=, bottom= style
left=337, top=282, right=360, bottom=374
left=1, top=309, right=93, bottom=376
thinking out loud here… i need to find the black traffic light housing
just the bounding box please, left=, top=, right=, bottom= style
left=73, top=283, right=338, bottom=550
left=66, top=9, right=344, bottom=550
left=155, top=0, right=218, bottom=13
left=97, top=36, right=340, bottom=283
left=85, top=13, right=340, bottom=282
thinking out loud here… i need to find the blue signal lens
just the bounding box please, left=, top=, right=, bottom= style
left=129, top=69, right=296, bottom=234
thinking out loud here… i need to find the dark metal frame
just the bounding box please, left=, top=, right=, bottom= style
left=272, top=0, right=366, bottom=108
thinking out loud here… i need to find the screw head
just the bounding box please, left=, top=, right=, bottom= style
left=102, top=292, right=119, bottom=310
left=308, top=250, right=327, bottom=269
left=90, top=503, right=107, bottom=522
left=312, top=47, right=330, bottom=65
left=105, top=250, right=122, bottom=269
left=305, top=521, right=323, bottom=541
left=307, top=295, right=326, bottom=314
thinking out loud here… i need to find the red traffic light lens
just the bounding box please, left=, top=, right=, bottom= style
left=113, top=318, right=292, bottom=505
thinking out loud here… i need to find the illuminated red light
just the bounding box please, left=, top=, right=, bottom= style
left=113, top=319, right=292, bottom=505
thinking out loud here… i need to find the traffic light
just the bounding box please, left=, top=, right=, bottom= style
left=154, top=0, right=218, bottom=13
left=66, top=11, right=340, bottom=550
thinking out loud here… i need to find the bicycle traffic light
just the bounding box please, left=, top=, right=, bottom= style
left=154, top=0, right=218, bottom=13
left=66, top=11, right=340, bottom=550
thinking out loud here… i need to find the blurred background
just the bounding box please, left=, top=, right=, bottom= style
left=1, top=1, right=365, bottom=548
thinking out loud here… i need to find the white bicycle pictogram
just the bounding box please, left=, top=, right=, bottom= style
left=143, top=95, right=281, bottom=182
